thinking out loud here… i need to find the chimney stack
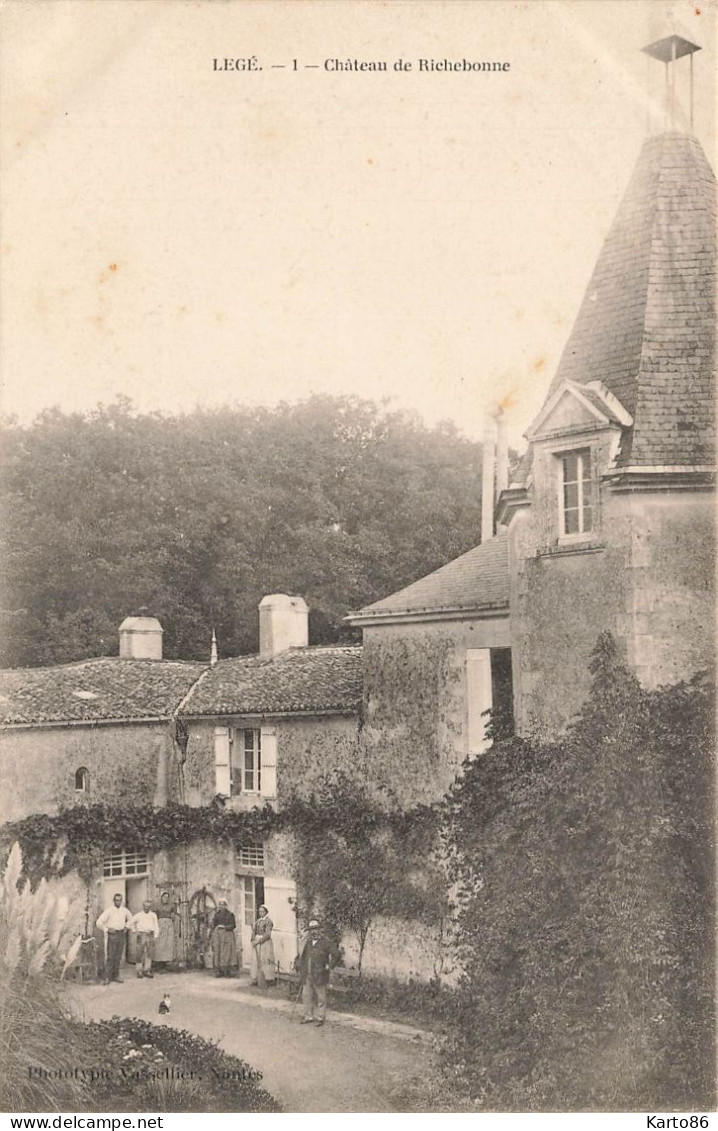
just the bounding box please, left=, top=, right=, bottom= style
left=481, top=416, right=496, bottom=543
left=258, top=594, right=309, bottom=660
left=495, top=409, right=509, bottom=499
left=119, top=616, right=163, bottom=660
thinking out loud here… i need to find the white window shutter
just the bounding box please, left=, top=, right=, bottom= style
left=214, top=726, right=231, bottom=796
left=466, top=649, right=493, bottom=754
left=260, top=727, right=277, bottom=800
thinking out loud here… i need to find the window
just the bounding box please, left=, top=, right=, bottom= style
left=103, top=849, right=148, bottom=877
left=74, top=767, right=89, bottom=792
left=242, top=875, right=265, bottom=927
left=215, top=726, right=276, bottom=799
left=559, top=449, right=593, bottom=536
left=232, top=729, right=262, bottom=795
left=237, top=843, right=265, bottom=868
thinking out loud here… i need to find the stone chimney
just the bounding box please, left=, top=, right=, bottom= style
left=495, top=410, right=508, bottom=500
left=258, top=594, right=309, bottom=660
left=119, top=616, right=163, bottom=660
left=481, top=416, right=496, bottom=543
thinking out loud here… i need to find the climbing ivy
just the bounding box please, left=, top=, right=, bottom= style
left=1, top=787, right=443, bottom=962
left=283, top=772, right=445, bottom=972
left=441, top=634, right=715, bottom=1111
left=1, top=799, right=279, bottom=886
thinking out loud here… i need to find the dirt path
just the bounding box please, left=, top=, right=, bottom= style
left=66, top=973, right=436, bottom=1113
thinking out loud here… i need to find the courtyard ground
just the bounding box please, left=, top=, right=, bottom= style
left=65, top=971, right=437, bottom=1113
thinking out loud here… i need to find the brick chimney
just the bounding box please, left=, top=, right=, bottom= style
left=119, top=616, right=163, bottom=660
left=258, top=594, right=309, bottom=660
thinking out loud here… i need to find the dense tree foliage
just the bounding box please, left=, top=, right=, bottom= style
left=0, top=395, right=483, bottom=667
left=443, top=635, right=715, bottom=1111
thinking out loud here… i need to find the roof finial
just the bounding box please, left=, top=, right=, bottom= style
left=642, top=28, right=701, bottom=132
left=210, top=628, right=218, bottom=666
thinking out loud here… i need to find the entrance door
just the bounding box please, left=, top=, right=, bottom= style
left=238, top=875, right=264, bottom=969
left=99, top=875, right=148, bottom=965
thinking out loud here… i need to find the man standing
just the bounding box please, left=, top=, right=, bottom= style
left=129, top=899, right=160, bottom=978
left=296, top=918, right=339, bottom=1027
left=96, top=893, right=133, bottom=984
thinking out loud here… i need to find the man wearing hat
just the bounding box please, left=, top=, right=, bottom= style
left=296, top=918, right=339, bottom=1026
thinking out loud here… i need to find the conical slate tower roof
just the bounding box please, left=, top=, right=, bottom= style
left=545, top=131, right=715, bottom=470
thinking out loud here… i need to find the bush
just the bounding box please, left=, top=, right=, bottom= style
left=332, top=969, right=457, bottom=1028
left=73, top=1017, right=281, bottom=1113
left=0, top=843, right=93, bottom=1111
left=442, top=636, right=715, bottom=1111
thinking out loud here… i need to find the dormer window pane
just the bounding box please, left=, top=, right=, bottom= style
left=560, top=450, right=593, bottom=536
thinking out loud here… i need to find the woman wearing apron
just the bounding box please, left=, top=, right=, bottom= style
left=250, top=905, right=276, bottom=988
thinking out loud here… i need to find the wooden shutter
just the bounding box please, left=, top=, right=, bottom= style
left=214, top=726, right=231, bottom=796
left=466, top=649, right=493, bottom=754
left=260, top=727, right=277, bottom=800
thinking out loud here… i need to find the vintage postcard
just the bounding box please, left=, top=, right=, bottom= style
left=0, top=0, right=715, bottom=1120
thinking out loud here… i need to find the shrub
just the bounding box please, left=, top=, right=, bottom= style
left=0, top=844, right=93, bottom=1111
left=75, top=1017, right=281, bottom=1113
left=442, top=636, right=715, bottom=1111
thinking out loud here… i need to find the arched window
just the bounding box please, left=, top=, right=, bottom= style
left=74, top=767, right=89, bottom=793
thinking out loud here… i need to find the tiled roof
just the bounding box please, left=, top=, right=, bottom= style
left=350, top=532, right=509, bottom=619
left=181, top=645, right=362, bottom=717
left=542, top=131, right=715, bottom=469
left=0, top=658, right=207, bottom=726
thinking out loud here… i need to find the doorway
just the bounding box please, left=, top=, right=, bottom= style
left=100, top=849, right=149, bottom=968
left=238, top=874, right=264, bottom=968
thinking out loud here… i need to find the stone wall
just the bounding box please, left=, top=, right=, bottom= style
left=360, top=615, right=510, bottom=806
left=509, top=482, right=714, bottom=737
left=624, top=492, right=715, bottom=689
left=341, top=913, right=449, bottom=983
left=0, top=721, right=175, bottom=824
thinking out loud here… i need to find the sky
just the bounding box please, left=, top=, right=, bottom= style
left=1, top=0, right=715, bottom=446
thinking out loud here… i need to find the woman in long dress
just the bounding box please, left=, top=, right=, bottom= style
left=250, top=905, right=276, bottom=988
left=212, top=898, right=239, bottom=977
left=154, top=891, right=176, bottom=966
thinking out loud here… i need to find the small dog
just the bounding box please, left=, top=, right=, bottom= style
left=158, top=994, right=171, bottom=1015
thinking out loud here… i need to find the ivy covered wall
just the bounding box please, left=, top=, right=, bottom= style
left=181, top=715, right=359, bottom=808
left=360, top=616, right=510, bottom=806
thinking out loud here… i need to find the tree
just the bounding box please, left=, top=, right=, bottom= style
left=286, top=772, right=439, bottom=975
left=0, top=395, right=484, bottom=666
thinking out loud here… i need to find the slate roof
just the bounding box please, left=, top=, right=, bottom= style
left=182, top=646, right=362, bottom=717
left=0, top=658, right=207, bottom=726
left=542, top=131, right=716, bottom=470
left=349, top=532, right=509, bottom=620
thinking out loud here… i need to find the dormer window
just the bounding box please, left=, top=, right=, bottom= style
left=559, top=449, right=593, bottom=537
left=74, top=767, right=90, bottom=793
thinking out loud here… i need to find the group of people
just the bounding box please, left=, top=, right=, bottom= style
left=96, top=893, right=339, bottom=1026
left=96, top=894, right=160, bottom=984
left=95, top=893, right=279, bottom=987
left=211, top=898, right=276, bottom=986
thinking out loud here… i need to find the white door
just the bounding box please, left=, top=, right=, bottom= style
left=263, top=876, right=297, bottom=975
